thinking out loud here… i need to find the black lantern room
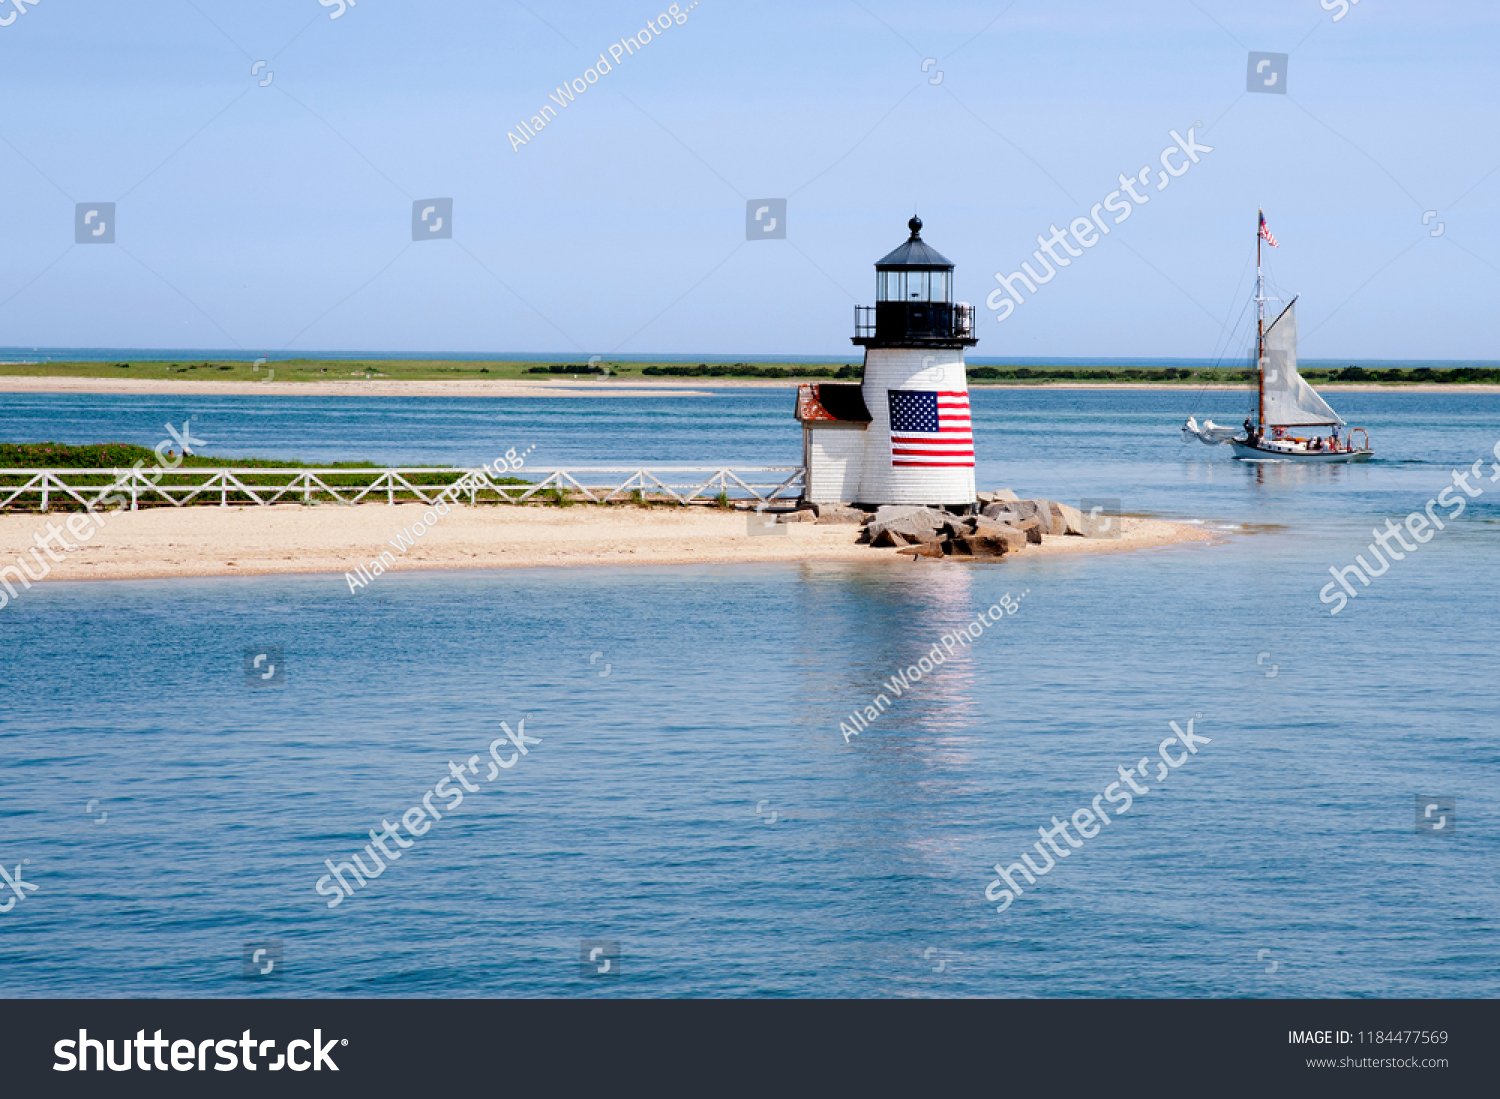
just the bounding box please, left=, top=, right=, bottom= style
left=852, top=217, right=977, bottom=348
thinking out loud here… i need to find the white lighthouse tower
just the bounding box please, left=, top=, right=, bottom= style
left=797, top=217, right=978, bottom=507
left=856, top=216, right=979, bottom=505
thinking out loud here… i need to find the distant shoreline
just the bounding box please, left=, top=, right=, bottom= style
left=2, top=376, right=1497, bottom=397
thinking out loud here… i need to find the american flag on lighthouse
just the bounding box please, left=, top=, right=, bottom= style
left=1259, top=210, right=1278, bottom=248
left=888, top=389, right=974, bottom=467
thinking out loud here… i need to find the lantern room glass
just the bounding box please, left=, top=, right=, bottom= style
left=876, top=269, right=950, bottom=303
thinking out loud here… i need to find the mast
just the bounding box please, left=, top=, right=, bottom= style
left=1256, top=208, right=1265, bottom=429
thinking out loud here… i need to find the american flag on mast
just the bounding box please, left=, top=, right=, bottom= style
left=888, top=389, right=974, bottom=467
left=1259, top=210, right=1278, bottom=248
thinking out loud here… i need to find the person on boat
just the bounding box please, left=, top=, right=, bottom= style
left=1329, top=426, right=1340, bottom=451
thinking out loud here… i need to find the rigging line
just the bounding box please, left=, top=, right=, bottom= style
left=1186, top=296, right=1256, bottom=420
left=1179, top=235, right=1256, bottom=421
left=1206, top=243, right=1257, bottom=365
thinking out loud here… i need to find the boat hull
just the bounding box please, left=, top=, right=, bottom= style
left=1229, top=441, right=1373, bottom=463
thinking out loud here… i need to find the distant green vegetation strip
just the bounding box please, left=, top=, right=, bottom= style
left=0, top=442, right=390, bottom=470
left=968, top=365, right=1500, bottom=384
left=1, top=359, right=1496, bottom=384
left=637, top=363, right=863, bottom=379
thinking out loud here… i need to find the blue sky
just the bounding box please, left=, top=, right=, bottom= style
left=0, top=0, right=1496, bottom=359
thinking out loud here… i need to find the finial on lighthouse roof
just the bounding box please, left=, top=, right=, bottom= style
left=908, top=215, right=923, bottom=240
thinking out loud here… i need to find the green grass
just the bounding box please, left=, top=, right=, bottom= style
left=1, top=358, right=1494, bottom=385
left=965, top=365, right=1500, bottom=385
left=0, top=358, right=860, bottom=383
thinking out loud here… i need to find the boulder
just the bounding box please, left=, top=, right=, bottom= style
left=948, top=534, right=1008, bottom=557
left=1001, top=514, right=1043, bottom=544
left=868, top=504, right=933, bottom=525
left=983, top=499, right=1044, bottom=525
left=777, top=508, right=817, bottom=523
left=895, top=540, right=945, bottom=559
left=972, top=516, right=1029, bottom=552
left=813, top=503, right=866, bottom=525
left=870, top=523, right=944, bottom=548
left=865, top=506, right=948, bottom=546
left=977, top=489, right=1021, bottom=504
left=1028, top=499, right=1067, bottom=535
left=1048, top=500, right=1085, bottom=536
left=939, top=515, right=977, bottom=539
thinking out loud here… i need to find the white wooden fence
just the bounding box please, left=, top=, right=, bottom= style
left=0, top=466, right=806, bottom=512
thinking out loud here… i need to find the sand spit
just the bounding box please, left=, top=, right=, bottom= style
left=0, top=504, right=1217, bottom=583
left=0, top=376, right=713, bottom=398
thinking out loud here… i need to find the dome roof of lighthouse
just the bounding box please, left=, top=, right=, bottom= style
left=874, top=216, right=954, bottom=269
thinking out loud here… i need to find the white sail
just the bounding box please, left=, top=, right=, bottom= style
left=1182, top=416, right=1243, bottom=445
left=1260, top=302, right=1343, bottom=427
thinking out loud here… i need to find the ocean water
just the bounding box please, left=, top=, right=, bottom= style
left=0, top=388, right=1496, bottom=998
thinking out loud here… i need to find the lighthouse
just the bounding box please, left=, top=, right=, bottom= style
left=796, top=216, right=978, bottom=507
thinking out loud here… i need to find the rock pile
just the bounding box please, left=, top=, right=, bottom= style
left=849, top=492, right=1093, bottom=559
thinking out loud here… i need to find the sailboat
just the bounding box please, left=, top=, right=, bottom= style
left=1183, top=210, right=1373, bottom=463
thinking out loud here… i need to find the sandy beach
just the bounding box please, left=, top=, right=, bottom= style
left=0, top=376, right=716, bottom=399
left=1, top=376, right=1495, bottom=397
left=0, top=504, right=1218, bottom=583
